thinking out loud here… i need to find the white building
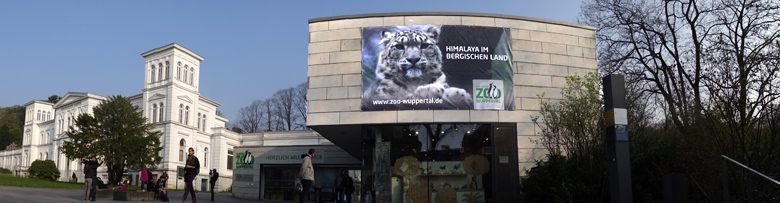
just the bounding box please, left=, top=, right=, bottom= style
left=0, top=43, right=240, bottom=192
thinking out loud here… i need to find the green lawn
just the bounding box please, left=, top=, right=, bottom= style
left=0, top=175, right=84, bottom=189
left=0, top=175, right=225, bottom=193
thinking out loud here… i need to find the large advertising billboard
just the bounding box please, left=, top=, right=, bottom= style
left=361, top=25, right=514, bottom=111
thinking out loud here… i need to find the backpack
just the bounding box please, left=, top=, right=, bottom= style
left=83, top=163, right=89, bottom=175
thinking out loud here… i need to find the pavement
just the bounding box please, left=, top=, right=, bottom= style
left=0, top=185, right=284, bottom=203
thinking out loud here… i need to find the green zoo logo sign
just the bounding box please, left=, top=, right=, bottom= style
left=236, top=150, right=254, bottom=169
left=473, top=80, right=505, bottom=110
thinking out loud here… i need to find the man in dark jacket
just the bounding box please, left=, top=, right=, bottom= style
left=183, top=147, right=200, bottom=203
left=209, top=169, right=219, bottom=202
left=82, top=156, right=102, bottom=202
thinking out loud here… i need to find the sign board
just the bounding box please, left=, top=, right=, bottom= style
left=361, top=25, right=514, bottom=111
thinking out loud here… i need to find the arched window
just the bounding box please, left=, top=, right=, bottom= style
left=189, top=67, right=194, bottom=85
left=37, top=110, right=41, bottom=121
left=202, top=115, right=207, bottom=131
left=183, top=65, right=189, bottom=83
left=197, top=113, right=201, bottom=130
left=204, top=147, right=208, bottom=168
left=159, top=103, right=164, bottom=122
left=177, top=62, right=182, bottom=79
left=152, top=104, right=158, bottom=122
left=151, top=65, right=156, bottom=82
left=185, top=106, right=190, bottom=125
left=179, top=104, right=184, bottom=123
left=165, top=61, right=170, bottom=79
left=158, top=63, right=163, bottom=81
left=47, top=112, right=51, bottom=120
left=179, top=139, right=186, bottom=162
left=39, top=153, right=42, bottom=160
left=45, top=152, right=48, bottom=160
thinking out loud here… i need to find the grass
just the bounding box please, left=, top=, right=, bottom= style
left=0, top=175, right=228, bottom=194
left=0, top=175, right=84, bottom=189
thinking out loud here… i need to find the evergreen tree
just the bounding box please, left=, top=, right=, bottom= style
left=61, top=95, right=163, bottom=186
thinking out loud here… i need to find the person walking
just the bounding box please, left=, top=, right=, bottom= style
left=209, top=169, right=219, bottom=202
left=140, top=167, right=148, bottom=192
left=297, top=148, right=315, bottom=203
left=334, top=169, right=353, bottom=203
left=182, top=147, right=200, bottom=203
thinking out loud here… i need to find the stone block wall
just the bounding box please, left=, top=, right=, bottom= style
left=307, top=13, right=597, bottom=175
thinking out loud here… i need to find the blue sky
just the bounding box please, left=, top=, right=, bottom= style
left=0, top=0, right=582, bottom=123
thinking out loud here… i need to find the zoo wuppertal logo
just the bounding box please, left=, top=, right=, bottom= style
left=473, top=79, right=504, bottom=110
left=236, top=150, right=254, bottom=168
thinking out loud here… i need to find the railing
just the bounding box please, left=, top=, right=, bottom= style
left=720, top=155, right=780, bottom=203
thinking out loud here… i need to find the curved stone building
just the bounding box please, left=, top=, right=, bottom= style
left=304, top=12, right=597, bottom=203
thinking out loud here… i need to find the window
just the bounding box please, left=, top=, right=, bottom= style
left=152, top=65, right=158, bottom=82
left=152, top=104, right=158, bottom=122
left=189, top=67, right=194, bottom=85
left=159, top=103, right=164, bottom=122
left=183, top=65, right=188, bottom=83
left=202, top=115, right=206, bottom=131
left=45, top=152, right=48, bottom=160
left=227, top=150, right=234, bottom=170
left=197, top=113, right=201, bottom=130
left=204, top=148, right=208, bottom=168
left=179, top=104, right=184, bottom=123
left=177, top=62, right=182, bottom=79
left=37, top=110, right=41, bottom=121
left=179, top=139, right=186, bottom=162
left=185, top=106, right=189, bottom=125
left=67, top=117, right=71, bottom=131
left=47, top=112, right=51, bottom=120
left=165, top=61, right=170, bottom=79
left=158, top=63, right=163, bottom=81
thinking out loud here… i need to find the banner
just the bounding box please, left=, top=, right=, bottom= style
left=361, top=25, right=514, bottom=111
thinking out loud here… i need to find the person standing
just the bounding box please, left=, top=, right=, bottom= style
left=72, top=172, right=77, bottom=182
left=297, top=148, right=315, bottom=203
left=140, top=167, right=148, bottom=192
left=182, top=147, right=200, bottom=203
left=209, top=169, right=219, bottom=202
left=82, top=156, right=102, bottom=202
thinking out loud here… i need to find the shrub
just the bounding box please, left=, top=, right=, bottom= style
left=0, top=167, right=12, bottom=174
left=28, top=160, right=60, bottom=181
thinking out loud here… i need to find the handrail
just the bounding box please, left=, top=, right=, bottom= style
left=721, top=155, right=780, bottom=186
left=720, top=155, right=780, bottom=203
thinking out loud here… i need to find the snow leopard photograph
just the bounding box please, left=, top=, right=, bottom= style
left=361, top=25, right=515, bottom=111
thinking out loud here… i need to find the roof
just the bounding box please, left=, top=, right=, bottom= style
left=308, top=11, right=595, bottom=30
left=140, top=43, right=205, bottom=61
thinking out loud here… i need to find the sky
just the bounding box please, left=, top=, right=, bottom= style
left=0, top=0, right=583, bottom=124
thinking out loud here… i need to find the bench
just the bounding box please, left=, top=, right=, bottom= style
left=113, top=190, right=156, bottom=201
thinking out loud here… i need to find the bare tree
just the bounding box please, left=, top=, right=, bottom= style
left=580, top=0, right=780, bottom=201
left=272, top=87, right=299, bottom=131
left=294, top=82, right=308, bottom=129
left=261, top=98, right=276, bottom=131
left=236, top=100, right=265, bottom=133
left=703, top=0, right=780, bottom=169
left=579, top=0, right=713, bottom=134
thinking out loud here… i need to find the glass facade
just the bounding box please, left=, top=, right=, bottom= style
left=360, top=124, right=518, bottom=203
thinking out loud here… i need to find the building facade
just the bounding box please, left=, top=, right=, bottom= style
left=0, top=43, right=240, bottom=193
left=305, top=12, right=597, bottom=203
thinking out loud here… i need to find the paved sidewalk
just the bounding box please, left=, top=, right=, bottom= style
left=0, top=185, right=267, bottom=203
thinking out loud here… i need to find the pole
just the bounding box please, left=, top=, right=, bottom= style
left=603, top=74, right=633, bottom=203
